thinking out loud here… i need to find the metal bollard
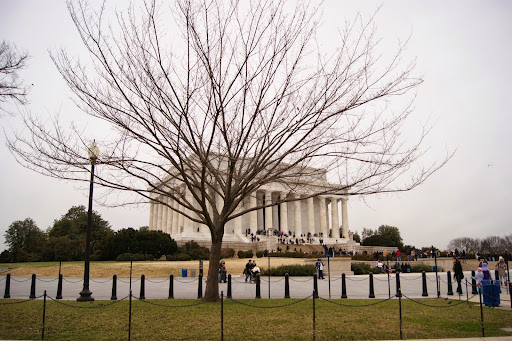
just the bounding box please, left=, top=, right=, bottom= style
left=4, top=273, right=10, bottom=298
left=198, top=274, right=203, bottom=299
left=168, top=274, right=174, bottom=299
left=471, top=270, right=478, bottom=295
left=140, top=274, right=146, bottom=299
left=30, top=274, right=36, bottom=299
left=369, top=273, right=375, bottom=298
left=395, top=272, right=401, bottom=297
left=56, top=273, right=63, bottom=299
left=341, top=273, right=347, bottom=298
left=255, top=274, right=261, bottom=299
left=447, top=271, right=454, bottom=295
left=111, top=274, right=118, bottom=300
left=284, top=273, right=290, bottom=299
left=422, top=271, right=428, bottom=297
left=313, top=274, right=318, bottom=298
left=226, top=274, right=231, bottom=299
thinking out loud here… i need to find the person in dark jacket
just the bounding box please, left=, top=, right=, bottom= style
left=453, top=258, right=464, bottom=295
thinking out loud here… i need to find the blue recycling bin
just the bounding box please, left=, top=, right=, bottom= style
left=181, top=268, right=188, bottom=277
left=481, top=280, right=500, bottom=307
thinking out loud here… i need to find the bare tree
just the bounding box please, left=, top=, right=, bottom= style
left=8, top=0, right=449, bottom=301
left=447, top=237, right=476, bottom=253
left=0, top=41, right=29, bottom=109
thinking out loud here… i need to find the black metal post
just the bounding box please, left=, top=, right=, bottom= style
left=268, top=255, right=271, bottom=299
left=198, top=273, right=204, bottom=299
left=422, top=271, right=428, bottom=296
left=479, top=288, right=485, bottom=337
left=284, top=273, right=290, bottom=298
left=42, top=290, right=47, bottom=340
left=313, top=274, right=318, bottom=298
left=312, top=290, right=316, bottom=341
left=56, top=273, right=63, bottom=299
left=387, top=259, right=391, bottom=298
left=168, top=274, right=174, bottom=299
left=111, top=274, right=117, bottom=300
left=226, top=274, right=231, bottom=299
left=465, top=279, right=469, bottom=305
left=128, top=290, right=132, bottom=341
left=398, top=288, right=403, bottom=340
left=447, top=271, right=453, bottom=296
left=506, top=251, right=511, bottom=308
left=328, top=255, right=331, bottom=299
left=77, top=161, right=96, bottom=302
left=341, top=273, right=347, bottom=298
left=4, top=273, right=10, bottom=298
left=369, top=272, right=375, bottom=298
left=30, top=273, right=36, bottom=299
left=139, top=274, right=145, bottom=299
left=221, top=291, right=224, bottom=341
left=433, top=246, right=440, bottom=298
left=255, top=274, right=261, bottom=299
left=129, top=260, right=133, bottom=295
left=395, top=272, right=400, bottom=297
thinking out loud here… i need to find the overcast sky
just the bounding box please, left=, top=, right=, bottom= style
left=1, top=1, right=511, bottom=251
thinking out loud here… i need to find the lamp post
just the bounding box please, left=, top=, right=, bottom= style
left=77, top=141, right=99, bottom=302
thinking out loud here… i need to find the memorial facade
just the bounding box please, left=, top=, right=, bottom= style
left=148, top=162, right=358, bottom=251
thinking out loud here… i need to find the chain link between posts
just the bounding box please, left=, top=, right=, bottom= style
left=47, top=295, right=129, bottom=309
left=134, top=296, right=209, bottom=308
left=228, top=294, right=313, bottom=309
left=0, top=295, right=45, bottom=305
left=319, top=295, right=394, bottom=307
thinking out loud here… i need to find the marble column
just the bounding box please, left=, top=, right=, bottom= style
left=234, top=202, right=242, bottom=235
left=341, top=198, right=349, bottom=239
left=172, top=197, right=180, bottom=235
left=319, top=197, right=328, bottom=237
left=157, top=197, right=164, bottom=231
left=264, top=190, right=273, bottom=233
left=249, top=194, right=257, bottom=233
left=280, top=194, right=288, bottom=235
left=152, top=199, right=159, bottom=230
left=331, top=198, right=340, bottom=238
left=307, top=197, right=315, bottom=235
left=184, top=188, right=193, bottom=233
left=149, top=200, right=155, bottom=230
left=293, top=193, right=302, bottom=236
left=161, top=197, right=168, bottom=233
left=165, top=197, right=173, bottom=234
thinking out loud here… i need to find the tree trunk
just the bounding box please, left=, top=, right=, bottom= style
left=203, top=227, right=224, bottom=302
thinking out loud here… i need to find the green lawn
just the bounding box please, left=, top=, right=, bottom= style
left=1, top=297, right=511, bottom=340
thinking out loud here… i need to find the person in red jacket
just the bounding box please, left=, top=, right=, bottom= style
left=396, top=249, right=402, bottom=262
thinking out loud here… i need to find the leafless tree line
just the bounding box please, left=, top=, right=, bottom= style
left=447, top=235, right=512, bottom=255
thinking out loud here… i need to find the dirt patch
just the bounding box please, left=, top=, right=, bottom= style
left=4, top=258, right=306, bottom=278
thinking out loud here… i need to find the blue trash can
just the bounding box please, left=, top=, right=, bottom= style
left=432, top=266, right=437, bottom=272
left=482, top=280, right=500, bottom=307
left=181, top=268, right=188, bottom=277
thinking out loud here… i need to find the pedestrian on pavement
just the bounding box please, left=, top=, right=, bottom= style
left=316, top=259, right=324, bottom=279
left=453, top=258, right=464, bottom=295
left=495, top=256, right=508, bottom=293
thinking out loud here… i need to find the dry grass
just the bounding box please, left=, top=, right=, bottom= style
left=0, top=258, right=306, bottom=278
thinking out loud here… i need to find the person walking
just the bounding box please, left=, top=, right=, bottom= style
left=495, top=256, right=508, bottom=294
left=453, top=258, right=464, bottom=295
left=316, top=259, right=325, bottom=279
left=244, top=259, right=253, bottom=282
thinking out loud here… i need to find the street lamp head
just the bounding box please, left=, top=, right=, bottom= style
left=87, top=141, right=100, bottom=163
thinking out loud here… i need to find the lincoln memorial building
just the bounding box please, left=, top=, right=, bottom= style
left=148, top=163, right=359, bottom=251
